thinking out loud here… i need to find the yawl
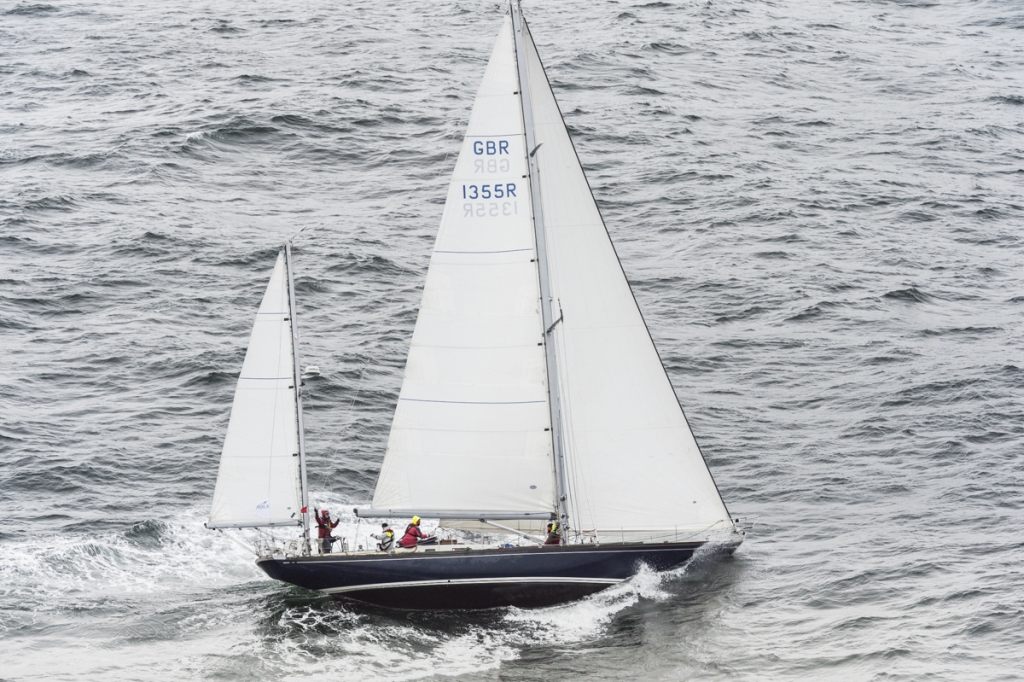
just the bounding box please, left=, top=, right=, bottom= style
left=208, top=2, right=744, bottom=609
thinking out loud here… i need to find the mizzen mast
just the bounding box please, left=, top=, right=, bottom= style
left=285, top=242, right=312, bottom=555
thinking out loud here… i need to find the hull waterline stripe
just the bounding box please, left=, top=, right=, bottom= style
left=320, top=576, right=622, bottom=595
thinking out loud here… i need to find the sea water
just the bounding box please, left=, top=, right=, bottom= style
left=2, top=0, right=1023, bottom=679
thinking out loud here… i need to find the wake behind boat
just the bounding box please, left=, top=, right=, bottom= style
left=208, top=2, right=745, bottom=610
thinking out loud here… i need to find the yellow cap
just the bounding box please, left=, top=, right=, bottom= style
left=412, top=515, right=421, bottom=524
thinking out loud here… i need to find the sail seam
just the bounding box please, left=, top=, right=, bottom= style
left=408, top=344, right=543, bottom=349
left=434, top=248, right=533, bottom=254
left=399, top=398, right=544, bottom=405
left=389, top=427, right=546, bottom=433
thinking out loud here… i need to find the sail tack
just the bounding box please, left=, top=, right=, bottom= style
left=208, top=253, right=303, bottom=529
left=519, top=22, right=732, bottom=538
left=371, top=16, right=556, bottom=517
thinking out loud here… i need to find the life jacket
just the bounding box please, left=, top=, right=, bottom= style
left=316, top=512, right=336, bottom=539
left=379, top=529, right=394, bottom=550
left=545, top=523, right=561, bottom=545
left=400, top=523, right=424, bottom=548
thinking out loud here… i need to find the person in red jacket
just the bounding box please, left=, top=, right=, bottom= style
left=399, top=516, right=434, bottom=548
left=315, top=508, right=339, bottom=554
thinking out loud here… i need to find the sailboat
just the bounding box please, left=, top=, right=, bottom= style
left=208, top=2, right=744, bottom=610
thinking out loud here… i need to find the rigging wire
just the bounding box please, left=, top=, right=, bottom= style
left=218, top=528, right=259, bottom=556
left=310, top=261, right=410, bottom=497
left=272, top=221, right=410, bottom=502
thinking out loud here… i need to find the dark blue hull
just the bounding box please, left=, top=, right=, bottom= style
left=257, top=541, right=709, bottom=609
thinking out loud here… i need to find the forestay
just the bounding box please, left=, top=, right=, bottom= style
left=519, top=21, right=733, bottom=539
left=208, top=253, right=303, bottom=528
left=371, top=17, right=556, bottom=518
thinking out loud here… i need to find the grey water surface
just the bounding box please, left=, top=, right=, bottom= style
left=2, top=0, right=1023, bottom=679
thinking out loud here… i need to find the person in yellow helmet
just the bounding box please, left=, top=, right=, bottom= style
left=399, top=515, right=434, bottom=548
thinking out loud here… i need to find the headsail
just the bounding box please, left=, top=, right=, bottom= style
left=208, top=252, right=304, bottom=529
left=369, top=16, right=556, bottom=519
left=518, top=18, right=733, bottom=539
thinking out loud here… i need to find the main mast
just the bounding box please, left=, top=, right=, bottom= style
left=511, top=2, right=572, bottom=538
left=284, top=242, right=312, bottom=555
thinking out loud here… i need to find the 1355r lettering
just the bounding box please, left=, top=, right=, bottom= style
left=462, top=183, right=517, bottom=199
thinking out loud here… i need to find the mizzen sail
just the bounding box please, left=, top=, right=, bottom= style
left=208, top=252, right=304, bottom=528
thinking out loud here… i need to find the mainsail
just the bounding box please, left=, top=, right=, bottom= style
left=208, top=252, right=305, bottom=529
left=370, top=16, right=556, bottom=519
left=365, top=7, right=733, bottom=541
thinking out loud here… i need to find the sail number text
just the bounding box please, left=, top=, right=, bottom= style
left=462, top=183, right=517, bottom=200
left=473, top=140, right=510, bottom=155
left=464, top=141, right=518, bottom=216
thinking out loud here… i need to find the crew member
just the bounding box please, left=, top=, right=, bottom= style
left=315, top=508, right=339, bottom=554
left=399, top=515, right=433, bottom=548
left=544, top=521, right=562, bottom=545
left=372, top=522, right=395, bottom=553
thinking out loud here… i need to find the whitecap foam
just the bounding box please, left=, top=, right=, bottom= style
left=0, top=494, right=721, bottom=681
left=242, top=609, right=516, bottom=682
left=502, top=560, right=678, bottom=647
left=0, top=506, right=263, bottom=616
